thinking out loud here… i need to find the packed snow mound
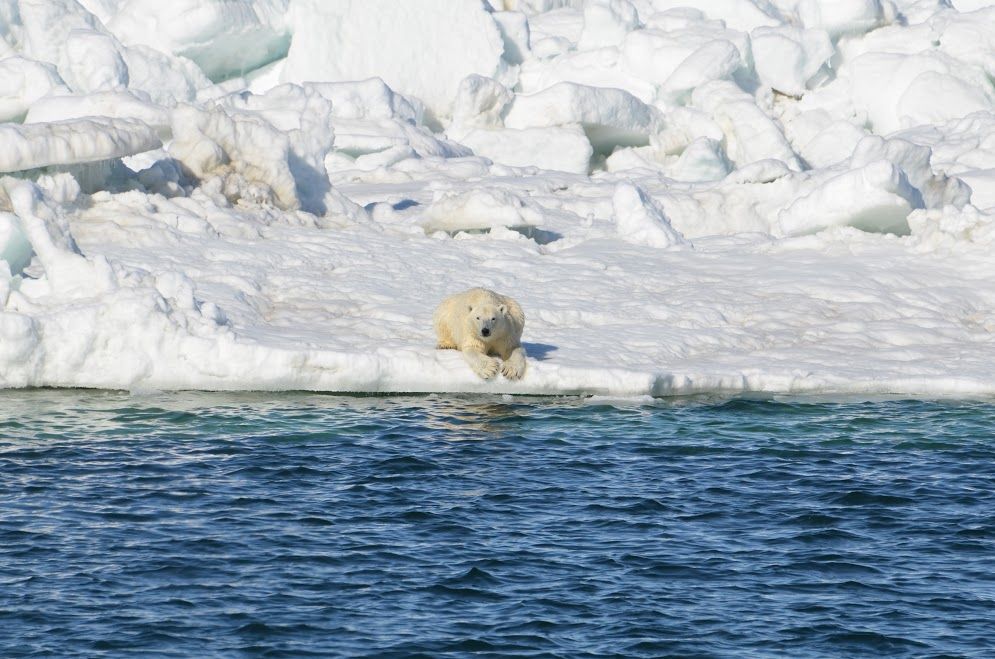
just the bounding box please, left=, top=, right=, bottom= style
left=308, top=78, right=423, bottom=124
left=669, top=137, right=731, bottom=182
left=793, top=8, right=995, bottom=138
left=908, top=204, right=995, bottom=252
left=0, top=117, right=160, bottom=172
left=645, top=0, right=782, bottom=32
left=0, top=57, right=69, bottom=123
left=612, top=183, right=691, bottom=250
left=108, top=0, right=290, bottom=81
left=578, top=0, right=641, bottom=50
left=505, top=82, right=663, bottom=152
left=446, top=75, right=596, bottom=172
left=163, top=86, right=372, bottom=220
left=168, top=103, right=301, bottom=212
left=751, top=26, right=833, bottom=97
left=796, top=0, right=886, bottom=38
left=24, top=91, right=170, bottom=138
left=420, top=187, right=545, bottom=234
left=693, top=82, right=803, bottom=171
left=454, top=125, right=594, bottom=174
left=451, top=75, right=514, bottom=131
left=16, top=0, right=112, bottom=88
left=0, top=179, right=237, bottom=389
left=1, top=0, right=214, bottom=104
left=776, top=160, right=919, bottom=236
left=848, top=53, right=992, bottom=135
left=282, top=0, right=506, bottom=124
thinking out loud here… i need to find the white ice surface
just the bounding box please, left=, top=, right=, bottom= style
left=6, top=173, right=995, bottom=398
left=452, top=125, right=594, bottom=174
left=282, top=0, right=506, bottom=124
left=0, top=56, right=69, bottom=123
left=108, top=0, right=290, bottom=81
left=504, top=82, right=664, bottom=153
left=0, top=118, right=161, bottom=172
left=2, top=0, right=995, bottom=398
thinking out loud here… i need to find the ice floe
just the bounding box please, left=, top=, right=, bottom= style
left=0, top=0, right=994, bottom=398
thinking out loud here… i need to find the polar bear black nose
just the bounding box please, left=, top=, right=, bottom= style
left=481, top=328, right=491, bottom=337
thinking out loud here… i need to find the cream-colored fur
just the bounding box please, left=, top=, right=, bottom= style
left=433, top=287, right=527, bottom=380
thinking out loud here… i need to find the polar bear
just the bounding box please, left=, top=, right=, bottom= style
left=433, top=287, right=527, bottom=380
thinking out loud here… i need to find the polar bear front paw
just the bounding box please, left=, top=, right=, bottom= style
left=501, top=356, right=526, bottom=380
left=470, top=355, right=501, bottom=379
left=501, top=347, right=527, bottom=380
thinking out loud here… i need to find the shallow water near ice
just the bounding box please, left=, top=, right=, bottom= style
left=2, top=391, right=995, bottom=657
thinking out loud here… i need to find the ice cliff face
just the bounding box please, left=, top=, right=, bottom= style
left=1, top=0, right=995, bottom=397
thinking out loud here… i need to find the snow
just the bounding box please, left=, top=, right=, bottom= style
left=420, top=187, right=545, bottom=234
left=611, top=183, right=691, bottom=249
left=107, top=0, right=290, bottom=81
left=282, top=0, right=506, bottom=124
left=796, top=0, right=884, bottom=38
left=0, top=118, right=161, bottom=172
left=452, top=125, right=594, bottom=174
left=775, top=160, right=918, bottom=236
left=692, top=81, right=803, bottom=171
left=504, top=82, right=664, bottom=152
left=0, top=57, right=69, bottom=123
left=450, top=75, right=514, bottom=131
left=646, top=0, right=782, bottom=32
left=848, top=53, right=991, bottom=134
left=668, top=137, right=731, bottom=182
left=578, top=0, right=641, bottom=50
left=750, top=26, right=833, bottom=96
left=662, top=39, right=743, bottom=96
left=2, top=0, right=995, bottom=398
left=24, top=91, right=170, bottom=137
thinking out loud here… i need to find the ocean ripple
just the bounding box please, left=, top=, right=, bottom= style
left=1, top=391, right=994, bottom=657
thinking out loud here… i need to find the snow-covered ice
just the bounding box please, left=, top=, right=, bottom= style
left=2, top=0, right=995, bottom=398
left=0, top=117, right=161, bottom=172
left=283, top=0, right=506, bottom=125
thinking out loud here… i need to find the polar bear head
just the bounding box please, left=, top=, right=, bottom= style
left=467, top=301, right=514, bottom=343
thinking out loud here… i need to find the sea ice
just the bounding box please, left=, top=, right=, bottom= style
left=504, top=82, right=663, bottom=152
left=282, top=0, right=506, bottom=124
left=797, top=0, right=884, bottom=38
left=577, top=0, right=641, bottom=50
left=0, top=210, right=32, bottom=275
left=750, top=26, right=833, bottom=97
left=0, top=117, right=161, bottom=173
left=1, top=0, right=994, bottom=398
left=24, top=91, right=170, bottom=139
left=0, top=57, right=68, bottom=123
left=108, top=0, right=290, bottom=81
left=420, top=187, right=545, bottom=234
left=449, top=125, right=594, bottom=174
left=611, top=182, right=691, bottom=249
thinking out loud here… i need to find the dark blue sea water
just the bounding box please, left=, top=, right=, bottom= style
left=2, top=391, right=994, bottom=658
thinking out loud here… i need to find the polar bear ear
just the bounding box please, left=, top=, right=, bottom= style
left=498, top=304, right=507, bottom=315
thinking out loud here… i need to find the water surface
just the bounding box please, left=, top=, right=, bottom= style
left=2, top=391, right=994, bottom=657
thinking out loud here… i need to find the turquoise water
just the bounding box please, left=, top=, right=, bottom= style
left=2, top=391, right=994, bottom=657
